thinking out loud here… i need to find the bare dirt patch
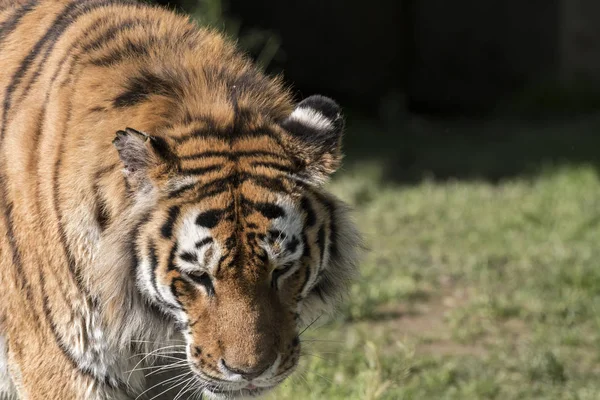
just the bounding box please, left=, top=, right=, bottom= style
left=354, top=284, right=528, bottom=358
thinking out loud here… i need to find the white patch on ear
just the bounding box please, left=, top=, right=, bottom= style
left=288, top=107, right=334, bottom=132
left=176, top=211, right=221, bottom=273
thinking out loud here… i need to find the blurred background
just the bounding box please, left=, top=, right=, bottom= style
left=153, top=1, right=600, bottom=398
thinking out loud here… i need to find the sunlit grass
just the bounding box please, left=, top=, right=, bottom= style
left=274, top=116, right=600, bottom=399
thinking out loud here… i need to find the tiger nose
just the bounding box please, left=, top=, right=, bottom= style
left=221, top=358, right=273, bottom=380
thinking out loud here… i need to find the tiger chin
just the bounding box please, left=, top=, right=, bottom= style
left=0, top=0, right=361, bottom=399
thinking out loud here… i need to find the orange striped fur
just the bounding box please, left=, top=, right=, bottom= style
left=0, top=1, right=361, bottom=399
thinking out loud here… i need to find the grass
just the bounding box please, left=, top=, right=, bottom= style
left=272, top=114, right=600, bottom=399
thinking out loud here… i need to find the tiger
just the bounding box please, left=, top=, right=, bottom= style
left=0, top=0, right=362, bottom=399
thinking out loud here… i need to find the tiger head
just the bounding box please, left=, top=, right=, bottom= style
left=113, top=95, right=361, bottom=398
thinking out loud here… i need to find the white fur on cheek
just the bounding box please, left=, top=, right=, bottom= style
left=136, top=256, right=156, bottom=301
left=136, top=245, right=182, bottom=314
left=262, top=197, right=305, bottom=285
left=176, top=211, right=221, bottom=274
left=288, top=107, right=334, bottom=131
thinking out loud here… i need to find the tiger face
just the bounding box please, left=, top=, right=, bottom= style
left=114, top=95, right=360, bottom=399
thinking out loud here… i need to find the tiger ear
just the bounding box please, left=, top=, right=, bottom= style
left=113, top=127, right=173, bottom=187
left=281, top=95, right=344, bottom=184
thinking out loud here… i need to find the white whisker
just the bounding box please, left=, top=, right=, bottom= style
left=147, top=373, right=194, bottom=400
left=172, top=376, right=197, bottom=400
left=134, top=370, right=193, bottom=400
left=128, top=345, right=188, bottom=383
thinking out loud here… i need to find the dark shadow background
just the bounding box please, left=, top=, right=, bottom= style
left=152, top=0, right=600, bottom=183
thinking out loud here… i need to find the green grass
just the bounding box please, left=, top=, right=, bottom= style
left=273, top=115, right=600, bottom=399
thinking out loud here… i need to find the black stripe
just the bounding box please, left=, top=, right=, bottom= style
left=323, top=201, right=338, bottom=260
left=0, top=0, right=38, bottom=50
left=0, top=1, right=40, bottom=317
left=224, top=234, right=236, bottom=250
left=179, top=251, right=197, bottom=264
left=301, top=232, right=311, bottom=258
left=130, top=210, right=153, bottom=291
left=29, top=15, right=121, bottom=185
left=94, top=192, right=111, bottom=231
left=171, top=123, right=221, bottom=144
left=52, top=162, right=88, bottom=294
left=250, top=161, right=295, bottom=174
left=196, top=209, right=223, bottom=229
left=150, top=242, right=183, bottom=311
left=246, top=173, right=290, bottom=193
left=170, top=118, right=222, bottom=143
left=161, top=205, right=180, bottom=239
left=302, top=188, right=339, bottom=260
left=299, top=258, right=313, bottom=297
left=92, top=164, right=118, bottom=231
left=179, top=164, right=223, bottom=176
left=272, top=262, right=295, bottom=290
left=15, top=14, right=111, bottom=110
left=148, top=134, right=177, bottom=163
left=0, top=188, right=34, bottom=304
left=254, top=202, right=285, bottom=220
left=245, top=127, right=289, bottom=152
left=80, top=18, right=149, bottom=53
left=148, top=240, right=162, bottom=298
left=26, top=12, right=122, bottom=244
left=317, top=225, right=326, bottom=267
left=179, top=150, right=231, bottom=161
left=170, top=277, right=190, bottom=307
left=52, top=16, right=149, bottom=93
left=190, top=186, right=230, bottom=203
left=195, top=237, right=214, bottom=249
left=297, top=231, right=316, bottom=298
left=88, top=35, right=154, bottom=66
left=179, top=150, right=287, bottom=161
left=52, top=17, right=154, bottom=102
left=113, top=69, right=175, bottom=108
left=285, top=235, right=300, bottom=254
left=169, top=181, right=229, bottom=201
left=195, top=175, right=235, bottom=193
left=168, top=171, right=291, bottom=201
left=1, top=0, right=138, bottom=141
left=214, top=254, right=229, bottom=277
left=167, top=182, right=199, bottom=199
left=87, top=20, right=195, bottom=69
left=50, top=61, right=91, bottom=299
left=167, top=242, right=179, bottom=271
left=173, top=126, right=285, bottom=147
left=268, top=230, right=284, bottom=244
left=300, top=196, right=316, bottom=227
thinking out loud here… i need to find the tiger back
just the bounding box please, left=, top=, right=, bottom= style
left=0, top=1, right=361, bottom=399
